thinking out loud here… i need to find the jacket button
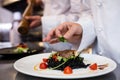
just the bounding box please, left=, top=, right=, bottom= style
left=97, top=26, right=103, bottom=32
left=97, top=2, right=103, bottom=7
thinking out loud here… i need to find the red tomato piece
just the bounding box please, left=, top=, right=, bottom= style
left=89, top=63, right=98, bottom=70
left=64, top=66, right=73, bottom=74
left=17, top=43, right=27, bottom=48
left=39, top=62, right=48, bottom=69
left=43, top=58, right=48, bottom=63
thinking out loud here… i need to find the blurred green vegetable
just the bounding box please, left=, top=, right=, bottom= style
left=59, top=36, right=67, bottom=42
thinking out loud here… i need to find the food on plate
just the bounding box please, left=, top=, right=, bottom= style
left=98, top=63, right=108, bottom=70
left=89, top=63, right=108, bottom=70
left=39, top=62, right=48, bottom=69
left=63, top=66, right=73, bottom=74
left=89, top=63, right=98, bottom=70
left=14, top=43, right=36, bottom=53
left=34, top=50, right=108, bottom=74
left=46, top=50, right=89, bottom=71
left=38, top=50, right=89, bottom=74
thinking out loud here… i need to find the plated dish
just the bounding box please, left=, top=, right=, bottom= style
left=0, top=43, right=44, bottom=56
left=14, top=52, right=117, bottom=79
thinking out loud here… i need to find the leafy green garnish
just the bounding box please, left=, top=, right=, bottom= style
left=70, top=55, right=74, bottom=59
left=57, top=56, right=63, bottom=61
left=59, top=36, right=67, bottom=42
left=63, top=58, right=68, bottom=62
left=14, top=47, right=28, bottom=54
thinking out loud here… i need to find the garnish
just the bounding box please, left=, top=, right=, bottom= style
left=35, top=50, right=109, bottom=74
left=14, top=43, right=29, bottom=53
left=58, top=36, right=67, bottom=42
left=39, top=62, right=48, bottom=69
left=64, top=66, right=73, bottom=74
left=98, top=63, right=108, bottom=70
left=89, top=63, right=98, bottom=70
left=46, top=50, right=89, bottom=71
left=14, top=43, right=34, bottom=54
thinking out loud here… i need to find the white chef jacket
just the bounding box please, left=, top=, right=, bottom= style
left=42, top=0, right=91, bottom=37
left=77, top=0, right=120, bottom=64
left=41, top=0, right=91, bottom=51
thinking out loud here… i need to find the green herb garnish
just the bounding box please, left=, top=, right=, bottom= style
left=59, top=36, right=67, bottom=42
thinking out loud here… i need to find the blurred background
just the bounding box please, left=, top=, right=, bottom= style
left=0, top=0, right=43, bottom=42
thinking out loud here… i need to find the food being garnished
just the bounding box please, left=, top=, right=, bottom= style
left=47, top=50, right=89, bottom=71
left=35, top=50, right=109, bottom=74
left=38, top=50, right=89, bottom=74
left=14, top=43, right=36, bottom=54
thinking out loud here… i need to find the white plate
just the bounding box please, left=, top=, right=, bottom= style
left=14, top=53, right=117, bottom=79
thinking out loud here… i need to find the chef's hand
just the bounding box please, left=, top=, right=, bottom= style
left=27, top=0, right=43, bottom=6
left=43, top=22, right=83, bottom=44
left=25, top=15, right=41, bottom=28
